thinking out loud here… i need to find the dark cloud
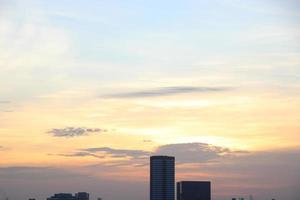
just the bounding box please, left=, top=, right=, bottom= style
left=48, top=127, right=106, bottom=137
left=102, top=86, right=232, bottom=98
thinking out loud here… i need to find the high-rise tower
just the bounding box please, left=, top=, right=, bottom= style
left=150, top=156, right=175, bottom=200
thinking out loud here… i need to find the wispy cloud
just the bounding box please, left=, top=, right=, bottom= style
left=1, top=110, right=14, bottom=113
left=0, top=101, right=13, bottom=112
left=57, top=143, right=247, bottom=163
left=102, top=86, right=232, bottom=98
left=0, top=146, right=9, bottom=151
left=156, top=143, right=248, bottom=163
left=48, top=127, right=107, bottom=137
left=56, top=152, right=105, bottom=159
left=0, top=101, right=10, bottom=104
left=82, top=147, right=151, bottom=159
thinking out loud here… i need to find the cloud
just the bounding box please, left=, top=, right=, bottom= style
left=172, top=149, right=300, bottom=200
left=57, top=143, right=247, bottom=164
left=0, top=101, right=13, bottom=112
left=56, top=152, right=105, bottom=159
left=1, top=110, right=14, bottom=112
left=82, top=147, right=151, bottom=159
left=2, top=149, right=300, bottom=200
left=47, top=146, right=300, bottom=200
left=0, top=146, right=9, bottom=151
left=102, top=86, right=232, bottom=98
left=48, top=127, right=106, bottom=137
left=0, top=101, right=10, bottom=104
left=155, top=143, right=247, bottom=163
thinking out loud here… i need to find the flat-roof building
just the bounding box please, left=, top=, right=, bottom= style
left=177, top=181, right=211, bottom=200
left=150, top=156, right=175, bottom=200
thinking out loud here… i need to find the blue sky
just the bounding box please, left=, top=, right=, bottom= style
left=1, top=0, right=300, bottom=96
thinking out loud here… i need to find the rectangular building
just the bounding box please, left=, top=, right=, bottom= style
left=150, top=156, right=175, bottom=200
left=47, top=193, right=77, bottom=200
left=47, top=193, right=89, bottom=200
left=177, top=181, right=211, bottom=200
left=75, top=192, right=89, bottom=200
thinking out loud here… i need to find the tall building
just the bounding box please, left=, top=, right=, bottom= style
left=177, top=181, right=211, bottom=200
left=150, top=156, right=175, bottom=200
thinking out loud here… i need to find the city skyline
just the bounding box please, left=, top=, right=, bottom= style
left=0, top=0, right=300, bottom=200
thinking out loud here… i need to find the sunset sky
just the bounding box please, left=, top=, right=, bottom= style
left=0, top=0, right=300, bottom=200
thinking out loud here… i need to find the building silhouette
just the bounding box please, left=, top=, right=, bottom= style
left=75, top=192, right=89, bottom=200
left=177, top=181, right=211, bottom=200
left=47, top=193, right=76, bottom=200
left=150, top=156, right=175, bottom=200
left=47, top=193, right=89, bottom=200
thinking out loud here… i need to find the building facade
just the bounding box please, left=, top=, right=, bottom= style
left=177, top=181, right=211, bottom=200
left=150, top=156, right=175, bottom=200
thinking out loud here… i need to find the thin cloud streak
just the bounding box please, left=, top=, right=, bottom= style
left=56, top=152, right=105, bottom=159
left=0, top=101, right=11, bottom=104
left=102, top=86, right=233, bottom=98
left=81, top=147, right=151, bottom=159
left=48, top=127, right=107, bottom=137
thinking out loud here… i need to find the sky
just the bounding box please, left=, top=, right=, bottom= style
left=0, top=0, right=300, bottom=199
